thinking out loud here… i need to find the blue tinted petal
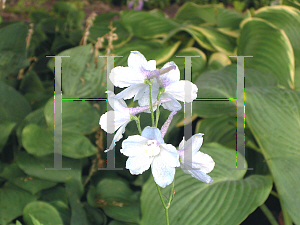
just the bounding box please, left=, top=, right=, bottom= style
left=141, top=126, right=164, bottom=144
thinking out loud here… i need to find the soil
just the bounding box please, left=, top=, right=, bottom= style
left=0, top=0, right=180, bottom=22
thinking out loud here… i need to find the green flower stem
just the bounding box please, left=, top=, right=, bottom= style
left=155, top=88, right=164, bottom=128
left=156, top=184, right=169, bottom=225
left=260, top=204, right=279, bottom=225
left=131, top=115, right=142, bottom=135
left=148, top=81, right=155, bottom=127
left=270, top=191, right=279, bottom=198
left=167, top=179, right=175, bottom=209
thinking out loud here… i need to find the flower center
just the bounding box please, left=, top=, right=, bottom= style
left=144, top=140, right=160, bottom=157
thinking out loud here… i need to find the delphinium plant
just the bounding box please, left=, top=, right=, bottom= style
left=99, top=51, right=215, bottom=224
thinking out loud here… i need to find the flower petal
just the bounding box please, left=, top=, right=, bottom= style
left=160, top=93, right=182, bottom=111
left=159, top=61, right=180, bottom=86
left=109, top=66, right=145, bottom=88
left=114, top=83, right=147, bottom=100
left=151, top=154, right=175, bottom=188
left=128, top=51, right=148, bottom=73
left=165, top=80, right=198, bottom=102
left=141, top=126, right=164, bottom=144
left=191, top=151, right=215, bottom=174
left=104, top=121, right=130, bottom=152
left=160, top=144, right=180, bottom=167
left=99, top=111, right=130, bottom=133
left=147, top=60, right=156, bottom=70
left=121, top=135, right=149, bottom=157
left=181, top=163, right=214, bottom=184
left=106, top=91, right=128, bottom=111
left=126, top=155, right=153, bottom=175
left=180, top=133, right=204, bottom=155
left=136, top=83, right=159, bottom=112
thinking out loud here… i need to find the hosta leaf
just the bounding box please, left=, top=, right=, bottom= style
left=237, top=18, right=295, bottom=89
left=141, top=143, right=272, bottom=225
left=0, top=81, right=31, bottom=123
left=87, top=178, right=140, bottom=223
left=245, top=87, right=300, bottom=224
left=254, top=6, right=300, bottom=90
left=0, top=22, right=29, bottom=79
left=23, top=201, right=63, bottom=225
left=47, top=44, right=107, bottom=98
left=16, top=152, right=81, bottom=183
left=120, top=10, right=179, bottom=39
left=0, top=183, right=37, bottom=225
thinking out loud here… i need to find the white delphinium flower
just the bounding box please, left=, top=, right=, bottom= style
left=178, top=134, right=215, bottom=184
left=120, top=126, right=180, bottom=188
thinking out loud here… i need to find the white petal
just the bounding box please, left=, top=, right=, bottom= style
left=181, top=163, right=214, bottom=184
left=165, top=80, right=198, bottom=102
left=147, top=60, right=156, bottom=70
left=178, top=137, right=186, bottom=152
left=191, top=151, right=215, bottom=173
left=115, top=83, right=147, bottom=100
left=128, top=51, right=148, bottom=73
left=151, top=154, right=175, bottom=188
left=159, top=61, right=180, bottom=85
left=104, top=121, right=130, bottom=152
left=126, top=155, right=153, bottom=175
left=141, top=126, right=164, bottom=144
left=160, top=144, right=180, bottom=167
left=121, top=135, right=149, bottom=157
left=99, top=111, right=130, bottom=133
left=180, top=133, right=204, bottom=155
left=160, top=93, right=182, bottom=111
left=106, top=91, right=128, bottom=111
left=109, top=66, right=145, bottom=88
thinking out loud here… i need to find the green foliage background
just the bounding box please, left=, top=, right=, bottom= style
left=0, top=1, right=300, bottom=225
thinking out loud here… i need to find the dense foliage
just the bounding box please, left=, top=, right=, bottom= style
left=0, top=1, right=300, bottom=225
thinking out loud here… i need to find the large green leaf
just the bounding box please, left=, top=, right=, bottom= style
left=0, top=22, right=29, bottom=79
left=194, top=64, right=277, bottom=117
left=0, top=81, right=31, bottom=123
left=237, top=18, right=295, bottom=89
left=21, top=98, right=98, bottom=158
left=22, top=124, right=97, bottom=158
left=140, top=143, right=272, bottom=225
left=0, top=122, right=16, bottom=153
left=47, top=44, right=107, bottom=98
left=23, top=201, right=63, bottom=225
left=0, top=163, right=56, bottom=194
left=44, top=98, right=99, bottom=135
left=254, top=6, right=300, bottom=90
left=196, top=115, right=236, bottom=147
left=120, top=10, right=179, bottom=39
left=245, top=87, right=300, bottom=224
left=87, top=178, right=140, bottom=223
left=16, top=152, right=82, bottom=183
left=0, top=183, right=37, bottom=225
left=65, top=179, right=89, bottom=225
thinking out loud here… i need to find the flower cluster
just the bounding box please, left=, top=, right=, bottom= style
left=99, top=51, right=215, bottom=188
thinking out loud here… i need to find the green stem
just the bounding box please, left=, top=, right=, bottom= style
left=167, top=179, right=175, bottom=209
left=149, top=82, right=155, bottom=127
left=260, top=204, right=279, bottom=225
left=135, top=119, right=142, bottom=135
left=155, top=89, right=164, bottom=128
left=270, top=191, right=279, bottom=198
left=156, top=184, right=169, bottom=225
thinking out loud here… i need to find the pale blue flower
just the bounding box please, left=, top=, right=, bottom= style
left=121, top=126, right=180, bottom=188
left=178, top=134, right=215, bottom=184
left=99, top=91, right=170, bottom=152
